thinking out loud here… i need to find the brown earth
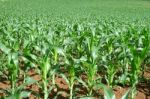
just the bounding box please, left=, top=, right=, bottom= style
left=0, top=69, right=150, bottom=99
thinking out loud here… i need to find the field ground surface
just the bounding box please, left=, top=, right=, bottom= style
left=0, top=0, right=150, bottom=99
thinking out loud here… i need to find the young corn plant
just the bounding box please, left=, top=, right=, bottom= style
left=95, top=83, right=131, bottom=99
left=34, top=39, right=54, bottom=99
left=46, top=28, right=65, bottom=86
left=80, top=62, right=98, bottom=96
left=61, top=66, right=76, bottom=99
left=0, top=42, right=35, bottom=99
left=101, top=35, right=118, bottom=88
left=105, top=63, right=117, bottom=88
left=34, top=29, right=64, bottom=98
left=61, top=30, right=86, bottom=98
left=0, top=42, right=19, bottom=95
left=127, top=28, right=150, bottom=98
left=117, top=33, right=130, bottom=86
left=51, top=47, right=63, bottom=86
left=39, top=56, right=50, bottom=99
left=77, top=28, right=100, bottom=97
left=60, top=55, right=76, bottom=99
left=3, top=77, right=37, bottom=99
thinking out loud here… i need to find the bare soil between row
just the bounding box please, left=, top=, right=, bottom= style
left=0, top=69, right=150, bottom=99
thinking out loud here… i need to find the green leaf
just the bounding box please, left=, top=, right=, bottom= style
left=25, top=77, right=37, bottom=85
left=60, top=74, right=69, bottom=85
left=0, top=43, right=10, bottom=54
left=17, top=77, right=37, bottom=90
left=121, top=89, right=130, bottom=99
left=96, top=83, right=115, bottom=99
left=57, top=48, right=65, bottom=56
left=77, top=78, right=88, bottom=88
left=5, top=93, right=20, bottom=99
left=20, top=91, right=31, bottom=98
left=44, top=57, right=51, bottom=73
left=11, top=52, right=19, bottom=66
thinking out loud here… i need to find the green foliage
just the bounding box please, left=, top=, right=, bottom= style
left=0, top=0, right=150, bottom=99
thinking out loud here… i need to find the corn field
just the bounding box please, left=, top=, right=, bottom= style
left=0, top=17, right=150, bottom=99
left=0, top=0, right=150, bottom=99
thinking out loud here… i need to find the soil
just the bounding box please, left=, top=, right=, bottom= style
left=0, top=69, right=150, bottom=99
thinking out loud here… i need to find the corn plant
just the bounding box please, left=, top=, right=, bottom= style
left=0, top=43, right=37, bottom=98
left=127, top=27, right=150, bottom=98
left=39, top=56, right=50, bottom=99
left=101, top=34, right=119, bottom=87
left=33, top=40, right=53, bottom=99
left=58, top=54, right=76, bottom=99
left=76, top=27, right=101, bottom=97
left=0, top=41, right=19, bottom=95
left=61, top=65, right=76, bottom=99
left=0, top=14, right=150, bottom=99
left=95, top=83, right=131, bottom=99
